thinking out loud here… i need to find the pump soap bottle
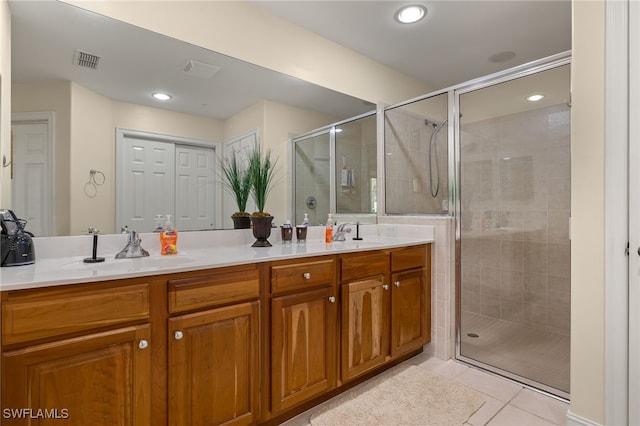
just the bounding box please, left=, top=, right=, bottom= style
left=325, top=214, right=334, bottom=243
left=160, top=214, right=178, bottom=255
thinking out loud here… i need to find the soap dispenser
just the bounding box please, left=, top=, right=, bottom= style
left=325, top=214, right=334, bottom=243
left=160, top=214, right=178, bottom=255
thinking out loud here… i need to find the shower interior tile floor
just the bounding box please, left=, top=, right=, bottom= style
left=281, top=355, right=569, bottom=426
left=460, top=312, right=570, bottom=394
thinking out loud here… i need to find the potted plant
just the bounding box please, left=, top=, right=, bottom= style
left=221, top=152, right=252, bottom=229
left=248, top=146, right=278, bottom=247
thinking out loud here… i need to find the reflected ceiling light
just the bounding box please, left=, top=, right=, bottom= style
left=489, top=51, right=516, bottom=63
left=526, top=94, right=544, bottom=102
left=395, top=5, right=426, bottom=24
left=152, top=92, right=172, bottom=101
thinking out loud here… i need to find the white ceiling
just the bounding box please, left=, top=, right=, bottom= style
left=252, top=0, right=571, bottom=90
left=10, top=0, right=571, bottom=121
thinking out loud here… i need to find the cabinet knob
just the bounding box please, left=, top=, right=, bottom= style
left=303, top=272, right=311, bottom=280
left=394, top=281, right=400, bottom=287
left=328, top=296, right=336, bottom=303
left=382, top=284, right=389, bottom=290
left=174, top=331, right=184, bottom=340
left=138, top=340, right=149, bottom=350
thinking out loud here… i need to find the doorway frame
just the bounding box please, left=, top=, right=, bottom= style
left=10, top=111, right=56, bottom=236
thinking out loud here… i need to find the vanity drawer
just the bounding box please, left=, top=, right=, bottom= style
left=341, top=250, right=389, bottom=282
left=271, top=258, right=335, bottom=294
left=2, top=281, right=150, bottom=346
left=391, top=245, right=428, bottom=272
left=168, top=266, right=260, bottom=313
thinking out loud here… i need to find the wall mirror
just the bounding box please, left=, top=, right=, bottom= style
left=9, top=0, right=373, bottom=236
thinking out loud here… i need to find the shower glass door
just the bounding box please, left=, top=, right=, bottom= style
left=457, top=64, right=571, bottom=397
left=293, top=130, right=332, bottom=226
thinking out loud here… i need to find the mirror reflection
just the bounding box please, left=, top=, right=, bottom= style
left=9, top=0, right=373, bottom=236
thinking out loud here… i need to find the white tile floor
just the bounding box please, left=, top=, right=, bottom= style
left=281, top=353, right=569, bottom=426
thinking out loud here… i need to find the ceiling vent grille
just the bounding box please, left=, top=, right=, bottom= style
left=73, top=49, right=101, bottom=70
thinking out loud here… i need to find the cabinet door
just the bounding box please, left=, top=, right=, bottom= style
left=2, top=324, right=151, bottom=426
left=341, top=274, right=390, bottom=382
left=168, top=301, right=260, bottom=426
left=271, top=287, right=337, bottom=414
left=391, top=268, right=429, bottom=357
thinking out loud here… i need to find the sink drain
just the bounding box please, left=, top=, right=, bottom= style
left=466, top=333, right=480, bottom=338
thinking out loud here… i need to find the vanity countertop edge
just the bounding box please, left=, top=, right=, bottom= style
left=0, top=224, right=435, bottom=291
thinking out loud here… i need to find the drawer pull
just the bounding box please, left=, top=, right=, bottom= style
left=303, top=272, right=311, bottom=280
left=394, top=281, right=400, bottom=287
left=328, top=296, right=336, bottom=303
left=174, top=331, right=184, bottom=340
left=382, top=284, right=389, bottom=290
left=138, top=340, right=149, bottom=350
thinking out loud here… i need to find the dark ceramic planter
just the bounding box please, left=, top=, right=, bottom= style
left=250, top=216, right=273, bottom=247
left=231, top=215, right=251, bottom=229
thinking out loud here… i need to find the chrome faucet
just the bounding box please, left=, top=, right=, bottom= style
left=115, top=229, right=149, bottom=259
left=333, top=223, right=352, bottom=241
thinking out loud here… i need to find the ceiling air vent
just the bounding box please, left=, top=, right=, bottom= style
left=73, top=49, right=101, bottom=70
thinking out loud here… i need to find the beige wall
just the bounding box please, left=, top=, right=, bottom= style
left=571, top=0, right=605, bottom=423
left=0, top=0, right=9, bottom=207
left=70, top=83, right=113, bottom=235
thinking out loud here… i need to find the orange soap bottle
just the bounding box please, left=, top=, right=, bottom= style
left=160, top=214, right=178, bottom=255
left=325, top=213, right=334, bottom=243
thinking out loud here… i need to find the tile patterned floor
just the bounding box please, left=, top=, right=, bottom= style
left=281, top=354, right=569, bottom=426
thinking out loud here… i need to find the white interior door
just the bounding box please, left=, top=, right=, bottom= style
left=117, top=134, right=175, bottom=233
left=175, top=144, right=216, bottom=231
left=10, top=120, right=52, bottom=236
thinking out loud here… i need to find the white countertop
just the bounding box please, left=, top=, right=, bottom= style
left=0, top=224, right=434, bottom=291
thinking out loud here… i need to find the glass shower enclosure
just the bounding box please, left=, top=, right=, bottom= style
left=456, top=63, right=571, bottom=398
left=292, top=112, right=377, bottom=226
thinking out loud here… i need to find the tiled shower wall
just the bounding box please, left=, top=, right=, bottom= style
left=460, top=104, right=571, bottom=336
left=384, top=109, right=449, bottom=215
left=294, top=138, right=330, bottom=226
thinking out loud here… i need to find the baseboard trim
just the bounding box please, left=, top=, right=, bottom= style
left=566, top=410, right=603, bottom=426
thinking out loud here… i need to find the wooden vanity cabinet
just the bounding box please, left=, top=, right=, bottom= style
left=340, top=244, right=431, bottom=382
left=390, top=245, right=431, bottom=357
left=340, top=250, right=391, bottom=382
left=167, top=266, right=261, bottom=426
left=1, top=279, right=153, bottom=425
left=269, top=257, right=338, bottom=415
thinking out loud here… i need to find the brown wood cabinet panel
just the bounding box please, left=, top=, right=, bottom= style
left=341, top=251, right=390, bottom=282
left=2, top=282, right=150, bottom=346
left=271, top=258, right=335, bottom=294
left=168, top=267, right=260, bottom=313
left=391, top=244, right=428, bottom=272
left=271, top=287, right=337, bottom=414
left=391, top=268, right=430, bottom=357
left=340, top=275, right=390, bottom=382
left=1, top=324, right=151, bottom=425
left=168, top=301, right=260, bottom=426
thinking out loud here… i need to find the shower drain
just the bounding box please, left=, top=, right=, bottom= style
left=466, top=333, right=480, bottom=338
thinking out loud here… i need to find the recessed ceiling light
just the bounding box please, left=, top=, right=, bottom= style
left=527, top=94, right=544, bottom=102
left=152, top=92, right=172, bottom=101
left=395, top=5, right=427, bottom=24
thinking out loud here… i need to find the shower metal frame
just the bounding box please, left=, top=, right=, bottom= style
left=453, top=52, right=572, bottom=400
left=382, top=50, right=572, bottom=400
left=290, top=110, right=376, bottom=223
